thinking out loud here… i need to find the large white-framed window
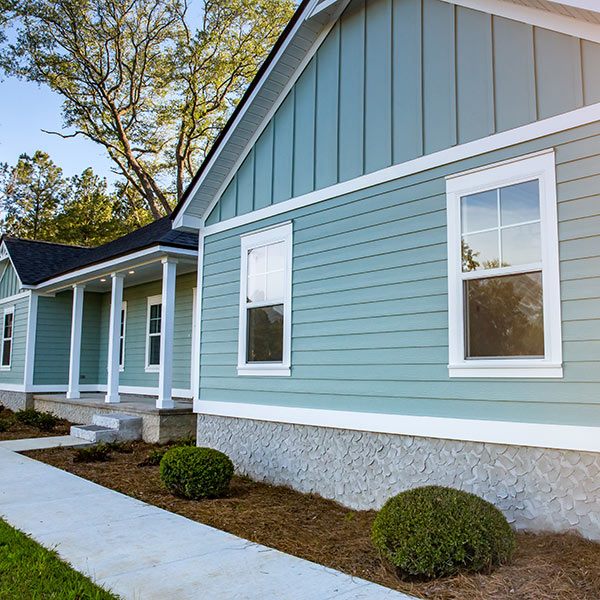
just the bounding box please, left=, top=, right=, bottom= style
left=446, top=149, right=562, bottom=378
left=0, top=306, right=14, bottom=370
left=238, top=222, right=292, bottom=376
left=145, top=295, right=162, bottom=372
left=119, top=301, right=127, bottom=372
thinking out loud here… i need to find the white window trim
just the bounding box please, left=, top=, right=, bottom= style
left=238, top=222, right=292, bottom=376
left=0, top=305, right=14, bottom=371
left=119, top=301, right=127, bottom=372
left=145, top=294, right=162, bottom=373
left=446, top=149, right=562, bottom=378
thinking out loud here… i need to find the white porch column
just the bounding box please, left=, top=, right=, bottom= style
left=67, top=284, right=85, bottom=399
left=105, top=273, right=124, bottom=404
left=157, top=257, right=177, bottom=409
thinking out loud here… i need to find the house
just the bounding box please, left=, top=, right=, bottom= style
left=0, top=218, right=199, bottom=441
left=170, top=0, right=600, bottom=540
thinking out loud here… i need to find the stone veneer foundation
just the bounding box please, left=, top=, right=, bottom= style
left=0, top=391, right=33, bottom=412
left=197, top=414, right=600, bottom=541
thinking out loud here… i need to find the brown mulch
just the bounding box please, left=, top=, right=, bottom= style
left=0, top=408, right=72, bottom=441
left=23, top=441, right=600, bottom=600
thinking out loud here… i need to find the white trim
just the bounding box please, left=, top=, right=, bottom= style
left=157, top=257, right=177, bottom=409
left=306, top=0, right=340, bottom=18
left=0, top=291, right=29, bottom=305
left=31, top=245, right=197, bottom=293
left=446, top=150, right=562, bottom=378
left=23, top=291, right=37, bottom=390
left=173, top=1, right=346, bottom=230
left=26, top=384, right=193, bottom=399
left=0, top=383, right=25, bottom=392
left=0, top=305, right=15, bottom=370
left=105, top=273, right=124, bottom=404
left=200, top=102, right=600, bottom=237
left=192, top=233, right=205, bottom=402
left=119, top=301, right=127, bottom=372
left=67, top=284, right=85, bottom=399
left=145, top=294, right=162, bottom=372
left=440, top=0, right=600, bottom=45
left=0, top=241, right=24, bottom=290
left=194, top=400, right=600, bottom=453
left=547, top=0, right=600, bottom=14
left=238, top=222, right=292, bottom=376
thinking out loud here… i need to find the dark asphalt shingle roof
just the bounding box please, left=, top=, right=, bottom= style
left=2, top=217, right=198, bottom=286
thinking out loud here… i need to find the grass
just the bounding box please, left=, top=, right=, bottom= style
left=0, top=519, right=119, bottom=600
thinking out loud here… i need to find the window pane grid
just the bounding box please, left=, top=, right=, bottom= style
left=147, top=302, right=161, bottom=366
left=1, top=312, right=12, bottom=367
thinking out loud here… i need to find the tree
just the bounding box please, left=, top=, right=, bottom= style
left=55, top=168, right=140, bottom=246
left=0, top=151, right=68, bottom=240
left=0, top=0, right=296, bottom=218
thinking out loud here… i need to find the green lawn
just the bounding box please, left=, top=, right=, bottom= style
left=0, top=519, right=119, bottom=600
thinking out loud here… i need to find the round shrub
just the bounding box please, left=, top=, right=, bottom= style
left=159, top=446, right=234, bottom=499
left=372, top=486, right=515, bottom=579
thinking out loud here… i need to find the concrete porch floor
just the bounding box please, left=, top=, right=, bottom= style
left=33, top=393, right=196, bottom=444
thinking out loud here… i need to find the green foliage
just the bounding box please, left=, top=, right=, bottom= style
left=372, top=486, right=515, bottom=579
left=138, top=434, right=196, bottom=467
left=0, top=518, right=118, bottom=599
left=72, top=444, right=112, bottom=463
left=160, top=446, right=234, bottom=499
left=0, top=417, right=11, bottom=432
left=103, top=441, right=133, bottom=453
left=0, top=0, right=296, bottom=216
left=14, top=408, right=59, bottom=432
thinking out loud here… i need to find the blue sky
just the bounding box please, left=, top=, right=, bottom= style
left=0, top=78, right=117, bottom=182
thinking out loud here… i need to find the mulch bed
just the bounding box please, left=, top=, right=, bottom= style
left=24, top=441, right=600, bottom=600
left=0, top=408, right=72, bottom=441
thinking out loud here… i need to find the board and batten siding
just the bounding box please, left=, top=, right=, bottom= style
left=199, top=121, right=600, bottom=428
left=0, top=264, right=21, bottom=299
left=0, top=294, right=29, bottom=386
left=204, top=0, right=600, bottom=226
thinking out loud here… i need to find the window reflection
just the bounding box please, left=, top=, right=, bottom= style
left=247, top=305, right=284, bottom=362
left=465, top=272, right=544, bottom=358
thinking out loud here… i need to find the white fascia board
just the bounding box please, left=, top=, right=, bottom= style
left=202, top=101, right=600, bottom=238
left=0, top=291, right=30, bottom=305
left=194, top=400, right=600, bottom=453
left=172, top=0, right=347, bottom=230
left=33, top=245, right=197, bottom=293
left=440, top=0, right=600, bottom=44
left=0, top=242, right=24, bottom=290
left=546, top=0, right=600, bottom=14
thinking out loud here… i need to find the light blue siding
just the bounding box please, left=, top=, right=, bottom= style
left=204, top=0, right=600, bottom=225
left=0, top=295, right=28, bottom=386
left=32, top=273, right=196, bottom=392
left=0, top=264, right=21, bottom=299
left=199, top=122, right=600, bottom=428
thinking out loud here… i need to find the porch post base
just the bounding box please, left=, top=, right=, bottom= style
left=156, top=397, right=174, bottom=409
left=105, top=394, right=121, bottom=404
left=66, top=390, right=81, bottom=400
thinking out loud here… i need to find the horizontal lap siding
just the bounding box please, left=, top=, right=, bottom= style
left=199, top=122, right=600, bottom=427
left=203, top=0, right=600, bottom=225
left=0, top=295, right=28, bottom=386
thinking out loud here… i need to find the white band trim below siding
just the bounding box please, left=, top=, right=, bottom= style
left=21, top=384, right=194, bottom=399
left=199, top=101, right=600, bottom=237
left=194, top=400, right=600, bottom=453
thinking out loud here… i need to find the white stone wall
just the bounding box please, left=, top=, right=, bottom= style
left=197, top=414, right=600, bottom=541
left=0, top=391, right=32, bottom=412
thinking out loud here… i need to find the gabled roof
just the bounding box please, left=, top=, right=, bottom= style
left=2, top=217, right=198, bottom=286
left=170, top=0, right=600, bottom=230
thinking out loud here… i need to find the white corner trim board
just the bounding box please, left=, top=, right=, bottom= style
left=440, top=0, right=600, bottom=44
left=194, top=400, right=600, bottom=454
left=200, top=102, right=600, bottom=237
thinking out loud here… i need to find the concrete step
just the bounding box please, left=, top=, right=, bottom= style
left=70, top=413, right=143, bottom=443
left=70, top=424, right=119, bottom=443
left=92, top=413, right=142, bottom=440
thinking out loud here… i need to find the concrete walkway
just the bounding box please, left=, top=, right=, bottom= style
left=0, top=435, right=90, bottom=451
left=0, top=447, right=415, bottom=600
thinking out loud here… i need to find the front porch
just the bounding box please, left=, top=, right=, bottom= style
left=33, top=393, right=196, bottom=444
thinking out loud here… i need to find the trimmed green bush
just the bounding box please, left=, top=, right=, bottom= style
left=372, top=486, right=515, bottom=579
left=14, top=409, right=59, bottom=432
left=0, top=418, right=10, bottom=432
left=160, top=446, right=234, bottom=499
left=72, top=444, right=112, bottom=463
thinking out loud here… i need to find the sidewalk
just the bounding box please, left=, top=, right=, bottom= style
left=0, top=446, right=415, bottom=600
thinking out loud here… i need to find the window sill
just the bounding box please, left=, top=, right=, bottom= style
left=449, top=363, right=563, bottom=378
left=145, top=366, right=160, bottom=373
left=0, top=366, right=11, bottom=371
left=237, top=366, right=291, bottom=377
